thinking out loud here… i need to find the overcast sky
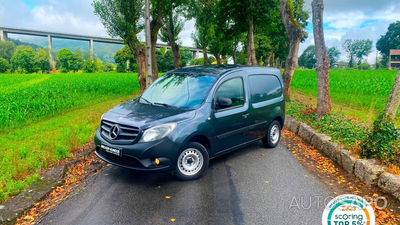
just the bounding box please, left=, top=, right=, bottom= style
left=0, top=0, right=399, bottom=63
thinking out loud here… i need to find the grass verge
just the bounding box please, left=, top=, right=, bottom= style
left=0, top=94, right=136, bottom=203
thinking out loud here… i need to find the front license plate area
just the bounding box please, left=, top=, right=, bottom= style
left=101, top=144, right=122, bottom=157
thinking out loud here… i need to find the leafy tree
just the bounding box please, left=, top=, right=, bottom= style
left=11, top=46, right=37, bottom=73
left=57, top=48, right=74, bottom=72
left=327, top=46, right=341, bottom=68
left=298, top=45, right=316, bottom=69
left=342, top=39, right=373, bottom=67
left=0, top=58, right=10, bottom=73
left=93, top=0, right=147, bottom=92
left=34, top=48, right=50, bottom=73
left=156, top=48, right=175, bottom=72
left=117, top=62, right=127, bottom=73
left=279, top=0, right=308, bottom=98
left=179, top=47, right=192, bottom=67
left=83, top=58, right=95, bottom=73
left=71, top=51, right=84, bottom=72
left=377, top=21, right=400, bottom=66
left=105, top=63, right=116, bottom=72
left=94, top=58, right=105, bottom=72
left=299, top=45, right=341, bottom=69
left=159, top=10, right=185, bottom=68
left=114, top=45, right=136, bottom=72
left=191, top=0, right=217, bottom=65
left=0, top=41, right=16, bottom=62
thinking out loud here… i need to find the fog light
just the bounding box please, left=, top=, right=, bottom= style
left=155, top=158, right=160, bottom=165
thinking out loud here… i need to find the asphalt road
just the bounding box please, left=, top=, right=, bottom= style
left=39, top=142, right=332, bottom=225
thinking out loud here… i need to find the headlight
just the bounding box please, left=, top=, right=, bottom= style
left=139, top=123, right=177, bottom=142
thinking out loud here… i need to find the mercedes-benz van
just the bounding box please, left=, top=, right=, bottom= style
left=94, top=65, right=285, bottom=180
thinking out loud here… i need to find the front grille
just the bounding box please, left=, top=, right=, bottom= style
left=97, top=148, right=144, bottom=168
left=101, top=120, right=140, bottom=144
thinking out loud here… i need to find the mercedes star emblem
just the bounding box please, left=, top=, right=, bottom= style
left=109, top=124, right=120, bottom=140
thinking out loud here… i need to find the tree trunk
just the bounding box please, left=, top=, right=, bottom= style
left=264, top=56, right=270, bottom=67
left=150, top=0, right=163, bottom=82
left=216, top=55, right=221, bottom=64
left=128, top=40, right=146, bottom=94
left=222, top=55, right=227, bottom=64
left=166, top=14, right=181, bottom=69
left=269, top=50, right=275, bottom=67
left=384, top=71, right=400, bottom=121
left=203, top=48, right=208, bottom=65
left=249, top=20, right=257, bottom=65
left=312, top=0, right=332, bottom=120
left=246, top=32, right=251, bottom=65
left=279, top=0, right=304, bottom=100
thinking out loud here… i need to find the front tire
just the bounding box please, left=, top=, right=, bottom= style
left=175, top=142, right=209, bottom=181
left=262, top=120, right=281, bottom=148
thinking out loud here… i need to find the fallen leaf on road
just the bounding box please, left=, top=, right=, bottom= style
left=165, top=196, right=171, bottom=199
left=171, top=218, right=176, bottom=222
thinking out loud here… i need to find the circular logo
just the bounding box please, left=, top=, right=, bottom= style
left=109, top=124, right=120, bottom=140
left=322, top=194, right=375, bottom=225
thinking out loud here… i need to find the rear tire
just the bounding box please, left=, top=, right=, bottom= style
left=262, top=120, right=281, bottom=148
left=175, top=142, right=209, bottom=181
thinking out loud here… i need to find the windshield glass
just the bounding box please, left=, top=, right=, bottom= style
left=140, top=73, right=216, bottom=108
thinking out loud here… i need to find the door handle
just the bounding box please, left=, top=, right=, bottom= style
left=242, top=113, right=249, bottom=118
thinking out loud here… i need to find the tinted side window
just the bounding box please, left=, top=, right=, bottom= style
left=215, top=78, right=244, bottom=111
left=248, top=75, right=282, bottom=103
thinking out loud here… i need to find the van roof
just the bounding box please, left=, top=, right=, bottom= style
left=169, top=65, right=281, bottom=77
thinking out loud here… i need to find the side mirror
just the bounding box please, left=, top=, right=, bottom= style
left=217, top=97, right=232, bottom=108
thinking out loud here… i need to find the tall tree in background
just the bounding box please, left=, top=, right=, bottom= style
left=93, top=0, right=147, bottom=93
left=377, top=21, right=400, bottom=67
left=279, top=0, right=304, bottom=98
left=327, top=46, right=340, bottom=68
left=0, top=41, right=16, bottom=62
left=191, top=0, right=216, bottom=65
left=342, top=39, right=373, bottom=67
left=159, top=10, right=185, bottom=68
left=312, top=0, right=331, bottom=120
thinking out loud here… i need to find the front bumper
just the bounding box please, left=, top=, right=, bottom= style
left=94, top=128, right=180, bottom=172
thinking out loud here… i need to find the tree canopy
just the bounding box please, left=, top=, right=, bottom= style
left=377, top=21, right=400, bottom=65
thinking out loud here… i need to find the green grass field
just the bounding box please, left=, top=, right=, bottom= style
left=291, top=70, right=399, bottom=123
left=0, top=73, right=139, bottom=131
left=0, top=72, right=140, bottom=203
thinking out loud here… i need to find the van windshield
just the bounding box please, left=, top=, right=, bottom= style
left=140, top=73, right=216, bottom=108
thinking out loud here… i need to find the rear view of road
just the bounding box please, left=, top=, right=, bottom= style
left=39, top=142, right=332, bottom=225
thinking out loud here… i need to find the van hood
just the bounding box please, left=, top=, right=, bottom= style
left=102, top=100, right=196, bottom=129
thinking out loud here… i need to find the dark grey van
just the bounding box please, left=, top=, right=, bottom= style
left=94, top=65, right=285, bottom=180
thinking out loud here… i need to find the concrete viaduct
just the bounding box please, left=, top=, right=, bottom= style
left=0, top=26, right=202, bottom=59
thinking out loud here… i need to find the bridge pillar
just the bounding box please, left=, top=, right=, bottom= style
left=192, top=50, right=199, bottom=59
left=48, top=35, right=55, bottom=69
left=90, top=39, right=94, bottom=58
left=0, top=30, right=8, bottom=41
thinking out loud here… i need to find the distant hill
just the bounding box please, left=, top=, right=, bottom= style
left=10, top=38, right=41, bottom=50
left=9, top=37, right=123, bottom=64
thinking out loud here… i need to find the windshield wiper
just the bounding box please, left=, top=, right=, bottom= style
left=140, top=97, right=153, bottom=105
left=154, top=102, right=177, bottom=109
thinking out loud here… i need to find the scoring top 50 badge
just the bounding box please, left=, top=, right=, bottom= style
left=322, top=194, right=375, bottom=225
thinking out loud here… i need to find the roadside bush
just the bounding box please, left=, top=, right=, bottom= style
left=0, top=58, right=10, bottom=73
left=287, top=100, right=367, bottom=150
left=360, top=115, right=400, bottom=165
